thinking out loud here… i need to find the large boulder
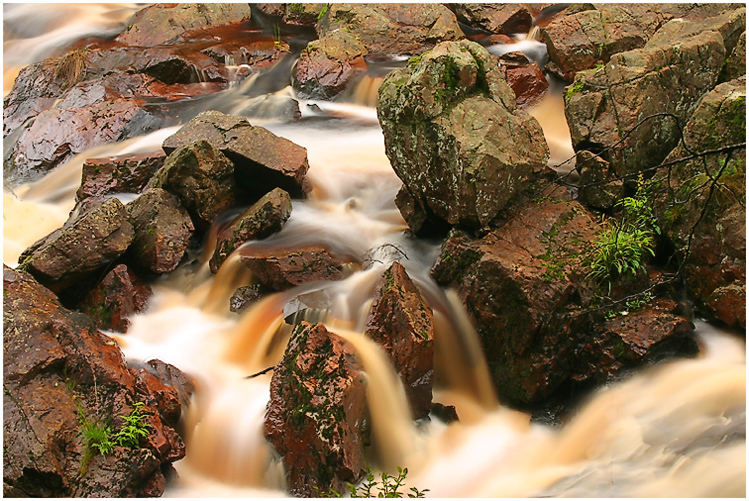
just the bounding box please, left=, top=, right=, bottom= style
left=240, top=246, right=353, bottom=291
left=654, top=78, right=746, bottom=328
left=3, top=57, right=64, bottom=136
left=126, top=188, right=195, bottom=274
left=79, top=264, right=152, bottom=332
left=115, top=3, right=252, bottom=47
left=18, top=198, right=134, bottom=294
left=450, top=4, right=532, bottom=35
left=365, top=263, right=434, bottom=419
left=148, top=140, right=237, bottom=230
left=564, top=9, right=745, bottom=180
left=209, top=188, right=292, bottom=273
left=720, top=30, right=746, bottom=82
left=77, top=151, right=165, bottom=202
left=264, top=322, right=367, bottom=496
left=377, top=40, right=549, bottom=232
left=162, top=111, right=310, bottom=198
left=3, top=266, right=185, bottom=497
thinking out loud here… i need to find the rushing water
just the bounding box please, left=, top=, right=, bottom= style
left=3, top=6, right=745, bottom=498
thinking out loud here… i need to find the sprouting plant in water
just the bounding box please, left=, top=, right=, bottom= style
left=316, top=466, right=429, bottom=498
left=113, top=401, right=152, bottom=449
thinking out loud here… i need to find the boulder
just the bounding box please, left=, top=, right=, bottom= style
left=162, top=111, right=310, bottom=198
left=3, top=266, right=185, bottom=497
left=365, top=263, right=434, bottom=419
left=148, top=140, right=237, bottom=229
left=3, top=57, right=63, bottom=136
left=431, top=199, right=600, bottom=405
left=77, top=151, right=165, bottom=202
left=654, top=78, right=746, bottom=328
left=564, top=10, right=743, bottom=180
left=720, top=30, right=746, bottom=82
left=18, top=198, right=134, bottom=294
left=377, top=40, right=549, bottom=231
left=126, top=188, right=195, bottom=274
left=141, top=359, right=195, bottom=417
left=240, top=246, right=352, bottom=291
left=210, top=188, right=292, bottom=273
left=270, top=3, right=327, bottom=27
left=115, top=3, right=253, bottom=47
left=450, top=4, right=532, bottom=34
left=498, top=52, right=548, bottom=107
left=229, top=284, right=267, bottom=313
left=575, top=150, right=624, bottom=210
left=264, top=322, right=367, bottom=496
left=79, top=264, right=152, bottom=332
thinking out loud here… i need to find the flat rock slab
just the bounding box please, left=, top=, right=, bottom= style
left=240, top=245, right=352, bottom=291
left=77, top=151, right=166, bottom=201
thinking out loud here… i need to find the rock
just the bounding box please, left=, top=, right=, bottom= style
left=3, top=266, right=185, bottom=497
left=149, top=140, right=237, bottom=229
left=278, top=3, right=327, bottom=27
left=126, top=188, right=195, bottom=274
left=654, top=78, right=746, bottom=329
left=541, top=4, right=739, bottom=82
left=572, top=299, right=697, bottom=383
left=143, top=359, right=195, bottom=417
left=3, top=57, right=63, bottom=136
left=498, top=52, right=548, bottom=107
left=430, top=403, right=459, bottom=424
left=720, top=30, right=746, bottom=82
left=264, top=322, right=367, bottom=496
left=283, top=290, right=333, bottom=325
left=576, top=150, right=624, bottom=210
left=79, top=264, right=152, bottom=332
left=162, top=111, right=310, bottom=198
left=115, top=3, right=252, bottom=47
left=77, top=152, right=165, bottom=202
left=450, top=4, right=532, bottom=34
left=431, top=199, right=600, bottom=405
left=365, top=262, right=434, bottom=419
left=6, top=98, right=158, bottom=185
left=377, top=40, right=549, bottom=231
left=210, top=188, right=292, bottom=273
left=564, top=12, right=738, bottom=180
left=18, top=198, right=134, bottom=294
left=229, top=284, right=267, bottom=313
left=240, top=246, right=352, bottom=291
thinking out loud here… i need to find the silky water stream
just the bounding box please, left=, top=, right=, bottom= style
left=2, top=10, right=745, bottom=497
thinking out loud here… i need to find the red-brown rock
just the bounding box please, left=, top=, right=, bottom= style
left=77, top=152, right=166, bottom=202
left=264, top=322, right=367, bottom=496
left=79, top=264, right=152, bottom=332
left=365, top=262, right=434, bottom=419
left=450, top=4, right=532, bottom=34
left=240, top=246, right=353, bottom=291
left=499, top=52, right=548, bottom=107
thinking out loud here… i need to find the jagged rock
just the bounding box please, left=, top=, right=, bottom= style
left=267, top=3, right=327, bottom=27
left=264, top=322, right=367, bottom=496
left=720, top=30, right=746, bottom=82
left=18, top=198, right=134, bottom=294
left=3, top=57, right=63, bottom=136
left=148, top=140, right=237, bottom=230
left=210, top=188, right=292, bottom=273
left=430, top=403, right=459, bottom=424
left=162, top=111, right=310, bottom=198
left=365, top=262, right=434, bottom=419
left=229, top=284, right=267, bottom=313
left=431, top=199, right=600, bottom=405
left=450, top=4, right=532, bottom=34
left=77, top=151, right=165, bottom=201
left=564, top=10, right=744, bottom=179
left=3, top=266, right=185, bottom=497
left=115, top=3, right=252, bottom=47
left=654, top=78, right=746, bottom=329
left=240, top=246, right=352, bottom=291
left=141, top=359, right=195, bottom=418
left=498, top=52, right=548, bottom=107
left=576, top=150, right=624, bottom=210
left=377, top=40, right=549, bottom=231
left=79, top=264, right=152, bottom=332
left=126, top=188, right=195, bottom=274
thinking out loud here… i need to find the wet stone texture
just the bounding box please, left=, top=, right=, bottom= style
left=77, top=151, right=166, bottom=202
left=240, top=246, right=353, bottom=291
left=79, top=264, right=152, bottom=333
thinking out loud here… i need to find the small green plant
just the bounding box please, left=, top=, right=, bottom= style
left=273, top=23, right=282, bottom=49
left=113, top=402, right=152, bottom=449
left=318, top=3, right=329, bottom=20
left=77, top=404, right=114, bottom=474
left=317, top=466, right=429, bottom=498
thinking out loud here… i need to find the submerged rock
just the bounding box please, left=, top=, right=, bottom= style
left=264, top=322, right=367, bottom=496
left=77, top=151, right=166, bottom=202
left=365, top=262, right=434, bottom=419
left=3, top=266, right=185, bottom=497
left=210, top=187, right=292, bottom=273
left=79, top=264, right=152, bottom=332
left=229, top=284, right=267, bottom=313
left=377, top=40, right=549, bottom=231
left=240, top=246, right=352, bottom=291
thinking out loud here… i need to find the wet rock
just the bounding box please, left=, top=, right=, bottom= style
left=498, top=52, right=548, bottom=107
left=201, top=35, right=290, bottom=73
left=564, top=10, right=742, bottom=180
left=77, top=151, right=165, bottom=202
left=365, top=262, right=434, bottom=419
left=283, top=290, right=333, bottom=325
left=3, top=57, right=63, bottom=136
left=240, top=246, right=352, bottom=291
left=126, top=188, right=195, bottom=274
left=143, top=359, right=195, bottom=417
left=18, top=198, right=134, bottom=294
left=377, top=40, right=549, bottom=231
left=264, top=322, right=367, bottom=497
left=149, top=140, right=237, bottom=230
left=572, top=299, right=697, bottom=383
left=269, top=3, right=327, bottom=27
left=116, top=3, right=252, bottom=47
left=450, top=4, right=532, bottom=35
left=575, top=150, right=624, bottom=210
left=229, top=284, right=267, bottom=313
left=393, top=186, right=450, bottom=237
left=6, top=98, right=158, bottom=185
left=162, top=111, right=310, bottom=198
left=3, top=266, right=185, bottom=497
left=240, top=94, right=302, bottom=122
left=720, top=30, right=746, bottom=82
left=431, top=199, right=600, bottom=405
left=654, top=78, right=746, bottom=329
left=79, top=264, right=152, bottom=332
left=210, top=188, right=292, bottom=273
left=430, top=403, right=459, bottom=424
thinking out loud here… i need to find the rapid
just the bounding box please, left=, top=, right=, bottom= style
left=3, top=5, right=745, bottom=498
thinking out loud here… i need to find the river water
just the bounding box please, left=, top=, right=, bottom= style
left=3, top=5, right=745, bottom=497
